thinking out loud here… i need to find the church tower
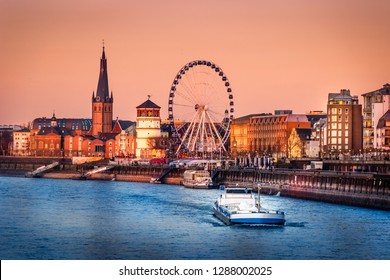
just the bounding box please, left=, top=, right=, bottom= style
left=91, top=44, right=113, bottom=136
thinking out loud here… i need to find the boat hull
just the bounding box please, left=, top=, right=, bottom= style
left=183, top=181, right=211, bottom=189
left=213, top=205, right=285, bottom=225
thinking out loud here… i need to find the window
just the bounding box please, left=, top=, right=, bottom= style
left=331, top=108, right=337, bottom=114
left=95, top=146, right=104, bottom=152
left=345, top=108, right=349, bottom=114
left=338, top=131, right=342, bottom=137
left=338, top=108, right=342, bottom=114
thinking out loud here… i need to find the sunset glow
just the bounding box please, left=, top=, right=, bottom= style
left=1, top=0, right=389, bottom=124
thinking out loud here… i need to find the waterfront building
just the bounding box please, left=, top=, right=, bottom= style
left=295, top=128, right=316, bottom=157
left=12, top=128, right=30, bottom=156
left=230, top=111, right=311, bottom=159
left=0, top=125, right=21, bottom=156
left=247, top=111, right=311, bottom=158
left=29, top=113, right=73, bottom=157
left=30, top=117, right=91, bottom=134
left=62, top=119, right=136, bottom=159
left=312, top=118, right=327, bottom=157
left=326, top=89, right=363, bottom=155
left=376, top=110, right=390, bottom=150
left=91, top=45, right=113, bottom=136
left=361, top=83, right=390, bottom=150
left=135, top=97, right=165, bottom=158
left=305, top=111, right=327, bottom=127
left=113, top=119, right=137, bottom=158
left=230, top=114, right=269, bottom=156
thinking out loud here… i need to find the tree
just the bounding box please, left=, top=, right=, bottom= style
left=287, top=128, right=302, bottom=158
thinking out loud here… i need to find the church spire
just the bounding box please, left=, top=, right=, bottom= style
left=95, top=43, right=109, bottom=102
left=91, top=43, right=113, bottom=136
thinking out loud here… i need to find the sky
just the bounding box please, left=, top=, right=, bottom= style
left=1, top=0, right=389, bottom=125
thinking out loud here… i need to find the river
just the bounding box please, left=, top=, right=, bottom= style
left=0, top=176, right=388, bottom=260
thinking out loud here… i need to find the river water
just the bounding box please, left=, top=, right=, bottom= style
left=0, top=176, right=388, bottom=260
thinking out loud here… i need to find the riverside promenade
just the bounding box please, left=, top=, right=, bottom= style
left=0, top=156, right=389, bottom=210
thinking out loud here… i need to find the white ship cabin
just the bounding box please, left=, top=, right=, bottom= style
left=218, top=188, right=257, bottom=210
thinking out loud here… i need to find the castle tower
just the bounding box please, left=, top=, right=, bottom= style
left=91, top=45, right=113, bottom=136
left=136, top=96, right=161, bottom=158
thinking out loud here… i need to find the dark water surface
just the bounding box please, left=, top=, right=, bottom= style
left=0, top=176, right=389, bottom=260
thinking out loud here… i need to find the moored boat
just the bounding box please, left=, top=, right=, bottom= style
left=213, top=187, right=285, bottom=225
left=182, top=170, right=214, bottom=189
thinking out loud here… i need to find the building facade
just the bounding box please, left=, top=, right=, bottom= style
left=247, top=112, right=311, bottom=158
left=29, top=114, right=72, bottom=157
left=230, top=111, right=311, bottom=158
left=1, top=125, right=21, bottom=156
left=12, top=128, right=30, bottom=156
left=361, top=83, right=390, bottom=150
left=326, top=89, right=363, bottom=155
left=376, top=110, right=390, bottom=151
left=230, top=114, right=262, bottom=156
left=135, top=97, right=163, bottom=158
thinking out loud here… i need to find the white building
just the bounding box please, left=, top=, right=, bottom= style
left=12, top=128, right=30, bottom=156
left=135, top=97, right=162, bottom=158
left=362, top=83, right=390, bottom=149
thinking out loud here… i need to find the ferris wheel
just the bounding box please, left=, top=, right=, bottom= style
left=168, top=60, right=234, bottom=156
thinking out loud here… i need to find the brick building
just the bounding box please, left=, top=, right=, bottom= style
left=230, top=111, right=311, bottom=158
left=326, top=89, right=363, bottom=155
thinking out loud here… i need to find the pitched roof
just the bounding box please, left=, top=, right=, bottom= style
left=136, top=99, right=161, bottom=109
left=361, top=83, right=390, bottom=97
left=377, top=110, right=390, bottom=129
left=36, top=127, right=75, bottom=136
left=31, top=118, right=92, bottom=131
left=285, top=114, right=309, bottom=123
left=111, top=119, right=122, bottom=134
left=117, top=120, right=135, bottom=130
left=98, top=132, right=118, bottom=140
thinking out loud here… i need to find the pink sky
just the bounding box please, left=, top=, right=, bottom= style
left=1, top=0, right=389, bottom=125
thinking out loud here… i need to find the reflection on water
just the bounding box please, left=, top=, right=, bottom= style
left=0, top=176, right=389, bottom=260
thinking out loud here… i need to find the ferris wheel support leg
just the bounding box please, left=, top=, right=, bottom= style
left=176, top=111, right=198, bottom=154
left=205, top=110, right=228, bottom=153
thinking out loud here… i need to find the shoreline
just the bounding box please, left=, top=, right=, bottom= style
left=0, top=165, right=389, bottom=211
